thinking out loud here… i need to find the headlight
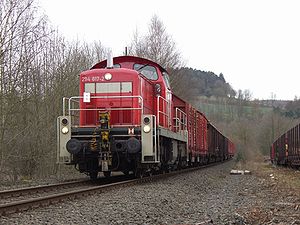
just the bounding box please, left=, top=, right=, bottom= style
left=104, top=73, right=112, bottom=80
left=61, top=127, right=69, bottom=134
left=143, top=125, right=151, bottom=133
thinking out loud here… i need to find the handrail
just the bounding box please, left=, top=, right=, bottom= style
left=157, top=95, right=171, bottom=129
left=67, top=95, right=143, bottom=115
left=63, top=97, right=79, bottom=116
left=152, top=115, right=157, bottom=162
left=174, top=107, right=187, bottom=132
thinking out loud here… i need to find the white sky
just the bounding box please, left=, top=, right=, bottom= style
left=39, top=0, right=300, bottom=100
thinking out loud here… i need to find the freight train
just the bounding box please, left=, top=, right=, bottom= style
left=57, top=55, right=235, bottom=179
left=271, top=123, right=300, bottom=167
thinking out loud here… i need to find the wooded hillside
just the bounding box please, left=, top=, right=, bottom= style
left=169, top=68, right=236, bottom=101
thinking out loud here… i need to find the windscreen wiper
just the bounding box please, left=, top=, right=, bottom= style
left=136, top=64, right=149, bottom=72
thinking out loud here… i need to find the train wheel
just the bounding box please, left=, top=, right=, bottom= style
left=135, top=169, right=144, bottom=178
left=103, top=171, right=111, bottom=178
left=90, top=171, right=98, bottom=180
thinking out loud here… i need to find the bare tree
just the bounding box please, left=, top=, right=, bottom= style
left=130, top=15, right=183, bottom=70
left=129, top=15, right=187, bottom=101
left=0, top=0, right=111, bottom=182
left=0, top=0, right=55, bottom=180
left=83, top=40, right=108, bottom=66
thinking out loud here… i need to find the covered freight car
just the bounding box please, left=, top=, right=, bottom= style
left=271, top=123, right=300, bottom=167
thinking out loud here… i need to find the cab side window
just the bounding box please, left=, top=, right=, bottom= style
left=162, top=72, right=171, bottom=89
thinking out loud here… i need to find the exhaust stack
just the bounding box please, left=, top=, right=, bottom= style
left=107, top=50, right=113, bottom=69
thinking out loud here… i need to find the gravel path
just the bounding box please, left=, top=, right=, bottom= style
left=1, top=160, right=299, bottom=225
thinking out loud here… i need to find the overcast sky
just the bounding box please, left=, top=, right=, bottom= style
left=39, top=0, right=300, bottom=100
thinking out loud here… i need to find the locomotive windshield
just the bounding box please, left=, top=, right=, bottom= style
left=133, top=64, right=158, bottom=80
left=84, top=82, right=132, bottom=93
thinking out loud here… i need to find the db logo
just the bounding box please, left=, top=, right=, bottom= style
left=128, top=128, right=134, bottom=135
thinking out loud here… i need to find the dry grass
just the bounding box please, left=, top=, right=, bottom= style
left=234, top=155, right=300, bottom=224
left=236, top=155, right=300, bottom=199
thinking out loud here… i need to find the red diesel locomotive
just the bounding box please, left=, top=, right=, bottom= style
left=57, top=55, right=235, bottom=179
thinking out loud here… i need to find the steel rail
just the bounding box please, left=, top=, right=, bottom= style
left=0, top=179, right=90, bottom=199
left=0, top=160, right=229, bottom=216
left=0, top=179, right=137, bottom=216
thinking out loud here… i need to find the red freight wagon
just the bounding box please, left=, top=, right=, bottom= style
left=187, top=104, right=196, bottom=162
left=172, top=95, right=209, bottom=164
left=228, top=140, right=235, bottom=158
left=196, top=111, right=208, bottom=163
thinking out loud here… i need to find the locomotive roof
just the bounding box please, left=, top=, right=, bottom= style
left=91, top=55, right=168, bottom=74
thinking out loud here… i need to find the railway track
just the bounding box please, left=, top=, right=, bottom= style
left=0, top=179, right=90, bottom=201
left=0, top=161, right=225, bottom=216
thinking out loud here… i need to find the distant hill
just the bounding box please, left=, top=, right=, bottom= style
left=191, top=96, right=272, bottom=122
left=169, top=67, right=236, bottom=101
left=169, top=67, right=300, bottom=119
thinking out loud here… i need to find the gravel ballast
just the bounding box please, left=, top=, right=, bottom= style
left=1, top=160, right=299, bottom=224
